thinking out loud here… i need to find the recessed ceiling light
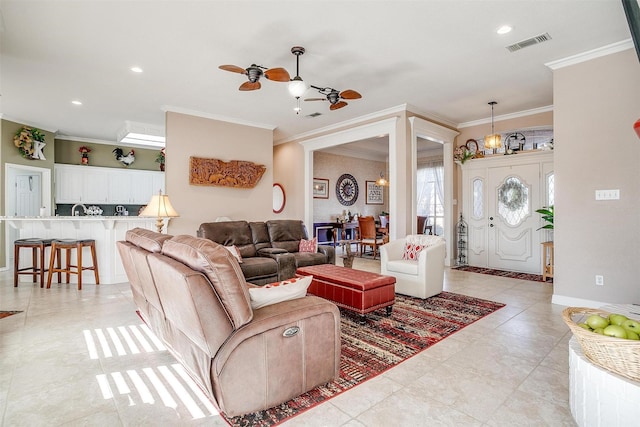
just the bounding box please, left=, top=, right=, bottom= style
left=71, top=100, right=82, bottom=105
left=497, top=25, right=513, bottom=35
left=130, top=66, right=143, bottom=73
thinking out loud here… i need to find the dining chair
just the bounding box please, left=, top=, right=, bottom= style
left=357, top=216, right=385, bottom=259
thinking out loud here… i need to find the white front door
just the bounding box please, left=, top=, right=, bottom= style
left=15, top=174, right=41, bottom=216
left=487, top=164, right=540, bottom=273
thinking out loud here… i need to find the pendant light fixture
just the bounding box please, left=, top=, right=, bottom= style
left=288, top=46, right=308, bottom=98
left=484, top=101, right=501, bottom=153
left=375, top=172, right=389, bottom=186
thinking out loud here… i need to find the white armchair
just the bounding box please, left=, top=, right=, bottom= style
left=380, top=235, right=446, bottom=299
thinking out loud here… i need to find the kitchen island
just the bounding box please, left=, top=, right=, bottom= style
left=2, top=216, right=170, bottom=285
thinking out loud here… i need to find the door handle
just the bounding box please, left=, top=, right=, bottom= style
left=490, top=224, right=494, bottom=227
left=489, top=216, right=494, bottom=220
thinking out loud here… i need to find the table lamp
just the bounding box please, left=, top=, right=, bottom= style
left=139, top=190, right=179, bottom=233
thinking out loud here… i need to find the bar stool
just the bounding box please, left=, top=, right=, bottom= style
left=46, top=239, right=100, bottom=290
left=14, top=238, right=55, bottom=288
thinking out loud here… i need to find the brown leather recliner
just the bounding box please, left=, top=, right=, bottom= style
left=117, top=228, right=341, bottom=417
left=198, top=220, right=335, bottom=285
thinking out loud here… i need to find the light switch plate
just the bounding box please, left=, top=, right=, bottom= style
left=595, top=189, right=620, bottom=200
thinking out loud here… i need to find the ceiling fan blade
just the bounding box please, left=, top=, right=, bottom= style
left=264, top=67, right=290, bottom=82
left=219, top=64, right=247, bottom=74
left=239, top=81, right=261, bottom=91
left=304, top=98, right=327, bottom=102
left=330, top=101, right=348, bottom=110
left=339, top=89, right=362, bottom=100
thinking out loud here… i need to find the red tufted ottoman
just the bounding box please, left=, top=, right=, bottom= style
left=296, top=264, right=395, bottom=322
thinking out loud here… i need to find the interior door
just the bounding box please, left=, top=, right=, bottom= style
left=487, top=164, right=540, bottom=273
left=16, top=174, right=41, bottom=216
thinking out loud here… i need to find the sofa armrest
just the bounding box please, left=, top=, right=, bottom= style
left=381, top=239, right=405, bottom=263
left=258, top=250, right=296, bottom=281
left=317, top=245, right=335, bottom=265
left=212, top=296, right=341, bottom=416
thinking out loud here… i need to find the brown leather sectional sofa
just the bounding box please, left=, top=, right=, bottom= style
left=197, top=220, right=335, bottom=285
left=117, top=228, right=341, bottom=417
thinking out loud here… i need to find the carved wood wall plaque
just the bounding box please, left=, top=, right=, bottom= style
left=189, top=156, right=266, bottom=188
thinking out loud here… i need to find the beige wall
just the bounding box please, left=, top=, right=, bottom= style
left=312, top=151, right=388, bottom=223
left=55, top=139, right=160, bottom=171
left=553, top=48, right=640, bottom=305
left=273, top=141, right=305, bottom=219
left=165, top=112, right=274, bottom=236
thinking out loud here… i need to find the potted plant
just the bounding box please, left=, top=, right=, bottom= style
left=535, top=205, right=554, bottom=230
left=155, top=148, right=166, bottom=171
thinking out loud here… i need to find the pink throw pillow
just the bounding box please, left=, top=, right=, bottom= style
left=299, top=237, right=317, bottom=253
left=402, top=243, right=423, bottom=260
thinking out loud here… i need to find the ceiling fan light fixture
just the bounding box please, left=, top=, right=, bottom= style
left=288, top=77, right=307, bottom=98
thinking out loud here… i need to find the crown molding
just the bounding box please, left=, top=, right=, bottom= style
left=1, top=115, right=58, bottom=133
left=457, top=105, right=554, bottom=129
left=545, top=39, right=633, bottom=70
left=162, top=105, right=276, bottom=130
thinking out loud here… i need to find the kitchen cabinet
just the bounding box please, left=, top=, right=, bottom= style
left=55, top=164, right=165, bottom=205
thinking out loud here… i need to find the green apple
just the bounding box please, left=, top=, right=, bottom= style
left=621, top=319, right=640, bottom=334
left=586, top=315, right=609, bottom=329
left=625, top=330, right=640, bottom=340
left=593, top=328, right=605, bottom=335
left=603, top=325, right=628, bottom=339
left=578, top=323, right=592, bottom=330
left=608, top=313, right=629, bottom=326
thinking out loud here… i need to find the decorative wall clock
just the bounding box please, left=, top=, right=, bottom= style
left=336, top=173, right=358, bottom=206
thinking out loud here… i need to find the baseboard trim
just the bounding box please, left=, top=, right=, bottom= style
left=551, top=294, right=606, bottom=308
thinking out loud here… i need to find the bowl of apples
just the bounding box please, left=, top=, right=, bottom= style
left=563, top=307, right=640, bottom=382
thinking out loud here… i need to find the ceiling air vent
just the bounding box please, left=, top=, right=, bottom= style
left=506, top=33, right=552, bottom=52
left=305, top=112, right=322, bottom=118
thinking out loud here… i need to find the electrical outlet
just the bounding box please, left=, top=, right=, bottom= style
left=595, top=275, right=604, bottom=286
left=595, top=189, right=620, bottom=200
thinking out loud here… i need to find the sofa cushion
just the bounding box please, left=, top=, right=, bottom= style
left=294, top=252, right=328, bottom=268
left=240, top=257, right=279, bottom=280
left=249, top=222, right=272, bottom=252
left=386, top=259, right=419, bottom=275
left=248, top=275, right=312, bottom=309
left=162, top=235, right=253, bottom=329
left=126, top=227, right=172, bottom=253
left=299, top=237, right=317, bottom=253
left=267, top=220, right=307, bottom=253
left=198, top=221, right=257, bottom=258
left=402, top=235, right=445, bottom=260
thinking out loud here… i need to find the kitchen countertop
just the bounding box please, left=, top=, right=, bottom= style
left=0, top=216, right=159, bottom=230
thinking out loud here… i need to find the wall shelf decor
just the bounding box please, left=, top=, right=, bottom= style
left=189, top=156, right=265, bottom=188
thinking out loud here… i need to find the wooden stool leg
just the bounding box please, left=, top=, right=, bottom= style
left=65, top=248, right=71, bottom=284
left=39, top=244, right=46, bottom=288
left=47, top=244, right=56, bottom=289
left=76, top=243, right=82, bottom=290
left=56, top=248, right=61, bottom=282
left=14, top=244, right=20, bottom=287
left=90, top=242, right=99, bottom=285
left=31, top=247, right=38, bottom=283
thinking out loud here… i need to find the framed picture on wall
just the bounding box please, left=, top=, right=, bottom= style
left=366, top=181, right=384, bottom=205
left=313, top=178, right=329, bottom=199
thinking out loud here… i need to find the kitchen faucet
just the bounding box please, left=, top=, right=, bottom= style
left=71, top=203, right=87, bottom=216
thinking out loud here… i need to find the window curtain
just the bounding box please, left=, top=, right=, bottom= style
left=416, top=158, right=443, bottom=217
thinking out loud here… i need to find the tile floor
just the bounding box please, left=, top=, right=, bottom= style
left=0, top=255, right=576, bottom=426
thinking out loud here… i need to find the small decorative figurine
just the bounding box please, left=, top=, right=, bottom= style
left=79, top=146, right=91, bottom=165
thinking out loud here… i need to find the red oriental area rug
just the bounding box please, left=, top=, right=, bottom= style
left=224, top=291, right=504, bottom=427
left=0, top=311, right=22, bottom=320
left=454, top=265, right=553, bottom=283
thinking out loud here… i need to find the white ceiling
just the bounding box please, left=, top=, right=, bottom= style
left=0, top=1, right=633, bottom=145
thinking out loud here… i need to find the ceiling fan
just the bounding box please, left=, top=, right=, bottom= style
left=305, top=85, right=362, bottom=110
left=218, top=64, right=290, bottom=91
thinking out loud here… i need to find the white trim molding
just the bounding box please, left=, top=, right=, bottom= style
left=300, top=117, right=400, bottom=241
left=457, top=105, right=554, bottom=129
left=409, top=117, right=459, bottom=266
left=545, top=39, right=633, bottom=70
left=162, top=105, right=276, bottom=130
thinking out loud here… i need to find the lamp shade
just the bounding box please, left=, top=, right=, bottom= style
left=484, top=134, right=502, bottom=149
left=140, top=191, right=179, bottom=218
left=288, top=77, right=307, bottom=98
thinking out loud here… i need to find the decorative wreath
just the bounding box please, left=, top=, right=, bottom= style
left=13, top=126, right=46, bottom=159
left=498, top=178, right=527, bottom=211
